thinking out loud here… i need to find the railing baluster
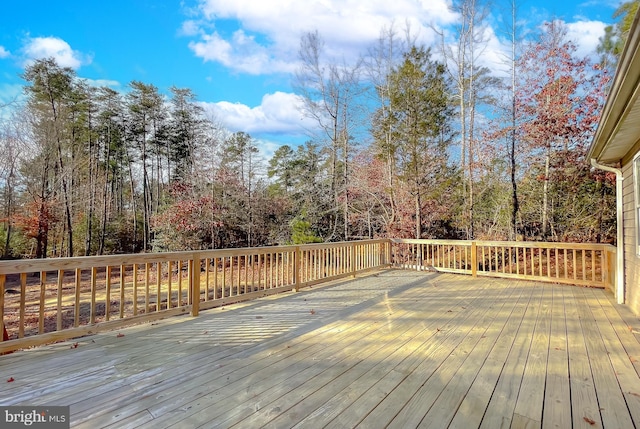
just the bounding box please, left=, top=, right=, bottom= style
left=0, top=274, right=5, bottom=341
left=0, top=239, right=616, bottom=353
left=167, top=261, right=173, bottom=308
left=58, top=270, right=64, bottom=329
left=120, top=265, right=126, bottom=319
left=74, top=269, right=81, bottom=327
left=213, top=258, right=219, bottom=299
left=90, top=268, right=96, bottom=325
left=145, top=263, right=150, bottom=313
left=39, top=271, right=46, bottom=334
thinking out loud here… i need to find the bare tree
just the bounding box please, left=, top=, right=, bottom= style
left=435, top=0, right=495, bottom=239
left=295, top=30, right=364, bottom=241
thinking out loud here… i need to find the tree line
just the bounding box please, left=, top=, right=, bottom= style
left=0, top=0, right=632, bottom=258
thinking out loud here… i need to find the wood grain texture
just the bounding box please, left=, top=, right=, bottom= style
left=1, top=271, right=639, bottom=429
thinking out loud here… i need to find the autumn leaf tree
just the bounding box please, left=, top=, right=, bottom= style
left=518, top=21, right=610, bottom=240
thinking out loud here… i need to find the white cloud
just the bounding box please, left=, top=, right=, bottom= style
left=80, top=78, right=121, bottom=88
left=23, top=36, right=91, bottom=69
left=566, top=20, right=607, bottom=59
left=180, top=20, right=201, bottom=36
left=200, top=91, right=317, bottom=135
left=0, top=46, right=9, bottom=59
left=186, top=0, right=458, bottom=74
left=189, top=29, right=296, bottom=74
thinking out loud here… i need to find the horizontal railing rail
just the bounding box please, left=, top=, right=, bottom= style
left=0, top=238, right=615, bottom=353
left=0, top=239, right=389, bottom=353
left=390, top=239, right=616, bottom=289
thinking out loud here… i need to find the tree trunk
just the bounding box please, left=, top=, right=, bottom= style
left=415, top=193, right=422, bottom=239
left=509, top=0, right=519, bottom=240
left=542, top=146, right=551, bottom=238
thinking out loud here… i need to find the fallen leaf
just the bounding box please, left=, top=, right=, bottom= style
left=7, top=377, right=14, bottom=382
left=310, top=309, right=316, bottom=315
left=583, top=417, right=596, bottom=425
left=70, top=343, right=79, bottom=349
left=116, top=333, right=125, bottom=338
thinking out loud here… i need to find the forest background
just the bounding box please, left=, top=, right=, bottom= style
left=0, top=0, right=636, bottom=258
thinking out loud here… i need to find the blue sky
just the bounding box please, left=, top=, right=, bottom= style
left=0, top=0, right=621, bottom=156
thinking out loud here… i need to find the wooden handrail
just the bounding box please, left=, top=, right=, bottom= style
left=0, top=238, right=616, bottom=353
left=390, top=239, right=616, bottom=289
left=0, top=240, right=389, bottom=353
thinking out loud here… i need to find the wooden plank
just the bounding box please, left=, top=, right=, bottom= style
left=145, top=263, right=150, bottom=312
left=119, top=265, right=125, bottom=318
left=195, top=299, right=436, bottom=428
left=0, top=274, right=5, bottom=340
left=382, top=281, right=522, bottom=428
left=447, top=281, right=534, bottom=429
left=57, top=270, right=63, bottom=330
left=510, top=282, right=552, bottom=426
left=565, top=285, right=602, bottom=429
left=595, top=290, right=640, bottom=376
left=541, top=285, right=571, bottom=429
left=74, top=269, right=81, bottom=327
left=416, top=283, right=531, bottom=429
left=583, top=287, right=640, bottom=425
left=356, top=280, right=519, bottom=428
left=573, top=287, right=635, bottom=429
left=285, top=279, right=499, bottom=429
left=2, top=271, right=636, bottom=429
left=73, top=274, right=424, bottom=428
left=38, top=272, right=46, bottom=334
left=479, top=284, right=544, bottom=429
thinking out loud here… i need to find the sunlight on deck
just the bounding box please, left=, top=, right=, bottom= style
left=2, top=270, right=640, bottom=428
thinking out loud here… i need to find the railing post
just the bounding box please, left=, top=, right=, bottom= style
left=471, top=241, right=478, bottom=278
left=294, top=246, right=300, bottom=292
left=191, top=253, right=201, bottom=317
left=1, top=274, right=6, bottom=343
left=351, top=242, right=357, bottom=278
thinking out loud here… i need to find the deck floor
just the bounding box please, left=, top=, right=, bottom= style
left=2, top=270, right=640, bottom=428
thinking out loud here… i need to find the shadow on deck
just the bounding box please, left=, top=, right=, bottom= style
left=1, top=270, right=640, bottom=428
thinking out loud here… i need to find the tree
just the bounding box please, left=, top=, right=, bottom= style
left=22, top=58, right=76, bottom=257
left=367, top=24, right=412, bottom=235
left=598, top=0, right=640, bottom=71
left=126, top=81, right=166, bottom=251
left=381, top=45, right=454, bottom=239
left=168, top=86, right=205, bottom=183
left=518, top=21, right=609, bottom=240
left=219, top=132, right=261, bottom=247
left=95, top=86, right=127, bottom=254
left=295, top=30, right=364, bottom=241
left=437, top=0, right=499, bottom=239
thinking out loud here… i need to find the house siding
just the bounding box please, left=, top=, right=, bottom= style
left=622, top=160, right=640, bottom=315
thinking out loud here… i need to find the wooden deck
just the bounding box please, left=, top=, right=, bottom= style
left=2, top=270, right=640, bottom=428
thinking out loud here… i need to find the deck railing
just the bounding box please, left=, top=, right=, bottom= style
left=390, top=239, right=616, bottom=289
left=0, top=239, right=390, bottom=353
left=0, top=238, right=615, bottom=353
